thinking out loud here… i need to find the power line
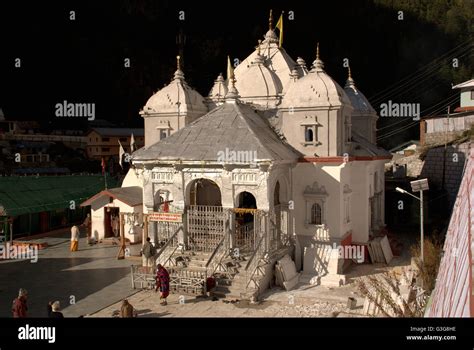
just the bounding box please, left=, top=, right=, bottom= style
left=378, top=120, right=420, bottom=139
left=369, top=37, right=473, bottom=101
left=378, top=117, right=413, bottom=131
left=371, top=48, right=473, bottom=106
left=376, top=94, right=459, bottom=138
left=376, top=95, right=459, bottom=141
left=421, top=94, right=459, bottom=116
left=377, top=121, right=420, bottom=141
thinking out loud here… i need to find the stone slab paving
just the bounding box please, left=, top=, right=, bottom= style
left=91, top=282, right=363, bottom=318
left=91, top=251, right=412, bottom=318
left=0, top=228, right=137, bottom=317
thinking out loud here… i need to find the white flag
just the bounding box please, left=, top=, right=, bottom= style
left=118, top=140, right=125, bottom=168
left=130, top=133, right=136, bottom=153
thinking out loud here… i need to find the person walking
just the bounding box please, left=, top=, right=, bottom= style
left=141, top=237, right=156, bottom=270
left=49, top=301, right=64, bottom=318
left=120, top=299, right=135, bottom=318
left=70, top=225, right=80, bottom=251
left=12, top=288, right=28, bottom=318
left=155, top=264, right=170, bottom=305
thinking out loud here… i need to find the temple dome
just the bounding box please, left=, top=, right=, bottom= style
left=142, top=57, right=207, bottom=116
left=282, top=46, right=351, bottom=108
left=235, top=52, right=283, bottom=107
left=344, top=69, right=376, bottom=115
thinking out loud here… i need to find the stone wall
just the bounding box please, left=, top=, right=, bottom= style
left=390, top=153, right=424, bottom=177
left=423, top=131, right=463, bottom=147
left=420, top=142, right=471, bottom=206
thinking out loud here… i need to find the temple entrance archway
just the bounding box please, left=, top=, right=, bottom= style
left=234, top=191, right=257, bottom=253
left=189, top=178, right=222, bottom=206
left=187, top=179, right=225, bottom=252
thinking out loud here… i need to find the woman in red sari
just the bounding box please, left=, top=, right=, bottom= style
left=155, top=264, right=170, bottom=305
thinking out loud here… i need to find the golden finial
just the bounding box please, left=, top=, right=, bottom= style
left=348, top=65, right=352, bottom=80
left=269, top=9, right=273, bottom=30
left=176, top=55, right=181, bottom=70
left=316, top=42, right=320, bottom=60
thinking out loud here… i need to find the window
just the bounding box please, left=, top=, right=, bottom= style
left=471, top=91, right=474, bottom=100
left=305, top=127, right=314, bottom=142
left=160, top=129, right=169, bottom=140
left=102, top=147, right=110, bottom=152
left=102, top=137, right=110, bottom=142
left=301, top=117, right=321, bottom=146
left=311, top=203, right=322, bottom=225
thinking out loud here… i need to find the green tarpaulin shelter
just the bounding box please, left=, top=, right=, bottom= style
left=0, top=175, right=118, bottom=217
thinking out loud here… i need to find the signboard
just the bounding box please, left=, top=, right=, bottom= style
left=148, top=212, right=183, bottom=223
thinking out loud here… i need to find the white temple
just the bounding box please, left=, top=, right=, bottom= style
left=123, top=12, right=391, bottom=296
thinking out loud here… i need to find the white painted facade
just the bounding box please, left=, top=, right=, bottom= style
left=89, top=196, right=143, bottom=243
left=130, top=18, right=391, bottom=284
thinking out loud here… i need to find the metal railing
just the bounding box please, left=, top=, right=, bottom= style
left=235, top=222, right=256, bottom=253
left=205, top=234, right=229, bottom=277
left=131, top=265, right=156, bottom=289
left=168, top=267, right=207, bottom=295
left=244, top=234, right=266, bottom=290
left=187, top=205, right=226, bottom=252
left=155, top=226, right=182, bottom=267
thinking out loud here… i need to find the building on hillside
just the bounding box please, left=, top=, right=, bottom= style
left=86, top=128, right=144, bottom=160
left=420, top=78, right=474, bottom=146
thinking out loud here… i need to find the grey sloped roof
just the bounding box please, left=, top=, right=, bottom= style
left=81, top=186, right=143, bottom=207
left=352, top=131, right=391, bottom=157
left=133, top=102, right=301, bottom=162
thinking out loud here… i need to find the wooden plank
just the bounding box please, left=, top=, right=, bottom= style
left=380, top=235, right=394, bottom=264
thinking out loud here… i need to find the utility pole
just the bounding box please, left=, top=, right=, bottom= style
left=117, top=212, right=126, bottom=259
left=396, top=179, right=429, bottom=265
left=420, top=189, right=424, bottom=263
left=442, top=106, right=450, bottom=190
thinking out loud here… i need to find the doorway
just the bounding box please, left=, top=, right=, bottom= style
left=104, top=207, right=120, bottom=238
left=189, top=178, right=222, bottom=206
left=235, top=191, right=257, bottom=252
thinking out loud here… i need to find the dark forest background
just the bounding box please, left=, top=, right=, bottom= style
left=0, top=0, right=472, bottom=149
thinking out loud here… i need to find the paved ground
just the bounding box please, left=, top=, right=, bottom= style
left=0, top=227, right=137, bottom=318
left=91, top=287, right=357, bottom=318
left=1, top=227, right=415, bottom=318
left=92, top=254, right=411, bottom=318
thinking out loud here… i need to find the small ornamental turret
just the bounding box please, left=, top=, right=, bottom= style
left=311, top=43, right=324, bottom=72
